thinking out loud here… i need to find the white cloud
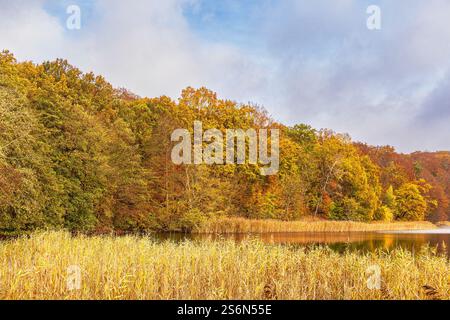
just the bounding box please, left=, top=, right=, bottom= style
left=254, top=0, right=450, bottom=151
left=0, top=0, right=449, bottom=152
left=0, top=0, right=66, bottom=61
left=0, top=0, right=267, bottom=100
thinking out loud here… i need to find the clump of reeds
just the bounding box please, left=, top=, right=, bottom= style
left=194, top=217, right=437, bottom=233
left=436, top=221, right=450, bottom=227
left=0, top=231, right=447, bottom=300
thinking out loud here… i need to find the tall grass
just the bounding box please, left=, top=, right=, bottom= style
left=195, top=217, right=437, bottom=233
left=0, top=231, right=448, bottom=300
left=437, top=221, right=450, bottom=227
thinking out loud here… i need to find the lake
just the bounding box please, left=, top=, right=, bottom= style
left=155, top=226, right=450, bottom=257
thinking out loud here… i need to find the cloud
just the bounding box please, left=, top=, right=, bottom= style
left=0, top=0, right=66, bottom=61
left=420, top=73, right=450, bottom=123
left=254, top=0, right=450, bottom=151
left=85, top=0, right=268, bottom=101
left=0, top=0, right=449, bottom=152
left=0, top=0, right=268, bottom=100
left=414, top=71, right=450, bottom=151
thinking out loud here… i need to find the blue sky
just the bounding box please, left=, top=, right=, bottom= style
left=1, top=0, right=449, bottom=152
left=43, top=0, right=99, bottom=33
left=184, top=0, right=268, bottom=47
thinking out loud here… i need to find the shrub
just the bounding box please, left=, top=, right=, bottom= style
left=375, top=205, right=394, bottom=222
left=178, top=208, right=207, bottom=232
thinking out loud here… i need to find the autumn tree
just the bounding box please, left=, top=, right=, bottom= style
left=394, top=183, right=428, bottom=221
left=1, top=50, right=448, bottom=235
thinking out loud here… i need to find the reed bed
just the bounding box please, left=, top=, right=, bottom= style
left=195, top=217, right=437, bottom=233
left=0, top=231, right=448, bottom=300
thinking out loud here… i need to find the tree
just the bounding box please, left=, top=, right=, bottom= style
left=1, top=50, right=449, bottom=235
left=383, top=185, right=397, bottom=209
left=374, top=206, right=394, bottom=222
left=394, top=183, right=427, bottom=221
left=0, top=87, right=59, bottom=232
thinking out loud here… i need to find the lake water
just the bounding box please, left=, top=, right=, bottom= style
left=155, top=227, right=450, bottom=257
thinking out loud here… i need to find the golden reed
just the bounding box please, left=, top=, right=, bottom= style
left=194, top=217, right=437, bottom=233
left=0, top=231, right=448, bottom=300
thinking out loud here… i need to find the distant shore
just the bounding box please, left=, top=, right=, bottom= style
left=194, top=217, right=438, bottom=234
left=0, top=218, right=444, bottom=238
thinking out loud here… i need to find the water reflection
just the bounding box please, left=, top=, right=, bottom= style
left=154, top=228, right=450, bottom=257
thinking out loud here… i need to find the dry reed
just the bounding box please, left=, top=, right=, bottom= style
left=0, top=231, right=448, bottom=300
left=194, top=217, right=437, bottom=233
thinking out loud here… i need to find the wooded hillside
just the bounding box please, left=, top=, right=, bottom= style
left=0, top=51, right=448, bottom=234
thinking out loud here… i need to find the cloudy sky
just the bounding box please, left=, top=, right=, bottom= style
left=1, top=0, right=449, bottom=152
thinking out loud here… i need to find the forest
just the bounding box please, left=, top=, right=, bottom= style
left=0, top=50, right=449, bottom=235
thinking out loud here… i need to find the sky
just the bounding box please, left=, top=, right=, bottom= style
left=0, top=0, right=449, bottom=153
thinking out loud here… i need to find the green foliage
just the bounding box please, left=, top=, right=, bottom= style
left=394, top=183, right=427, bottom=221
left=0, top=87, right=62, bottom=232
left=383, top=185, right=397, bottom=209
left=374, top=206, right=394, bottom=222
left=178, top=208, right=207, bottom=233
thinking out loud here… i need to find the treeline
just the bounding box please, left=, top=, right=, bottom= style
left=0, top=51, right=448, bottom=234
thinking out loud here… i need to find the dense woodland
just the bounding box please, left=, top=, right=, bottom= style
left=0, top=51, right=449, bottom=234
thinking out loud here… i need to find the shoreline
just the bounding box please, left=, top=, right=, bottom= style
left=0, top=219, right=445, bottom=239
left=380, top=226, right=450, bottom=234
left=194, top=217, right=438, bottom=234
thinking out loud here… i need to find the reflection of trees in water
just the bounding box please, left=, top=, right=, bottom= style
left=154, top=232, right=450, bottom=257
left=349, top=234, right=448, bottom=256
